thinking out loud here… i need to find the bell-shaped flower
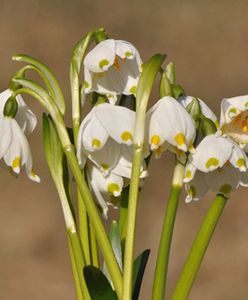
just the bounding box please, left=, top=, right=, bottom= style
left=0, top=90, right=39, bottom=182
left=83, top=39, right=142, bottom=104
left=184, top=134, right=248, bottom=202
left=77, top=103, right=135, bottom=174
left=146, top=96, right=196, bottom=159
left=178, top=95, right=218, bottom=127
left=0, top=89, right=37, bottom=135
left=220, top=95, right=248, bottom=147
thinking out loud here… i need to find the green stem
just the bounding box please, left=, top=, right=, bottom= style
left=152, top=160, right=184, bottom=300
left=67, top=228, right=90, bottom=300
left=67, top=234, right=84, bottom=300
left=122, top=148, right=143, bottom=300
left=89, top=221, right=99, bottom=267
left=171, top=194, right=228, bottom=300
left=77, top=191, right=91, bottom=265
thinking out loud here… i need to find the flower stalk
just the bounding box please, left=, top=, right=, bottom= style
left=152, top=160, right=185, bottom=300
left=171, top=194, right=228, bottom=300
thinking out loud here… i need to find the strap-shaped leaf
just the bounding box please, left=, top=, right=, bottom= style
left=132, top=249, right=150, bottom=300
left=12, top=54, right=65, bottom=115
left=84, top=266, right=118, bottom=300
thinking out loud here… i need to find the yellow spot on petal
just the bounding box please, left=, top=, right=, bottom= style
left=237, top=158, right=246, bottom=169
left=101, top=163, right=109, bottom=171
left=185, top=170, right=192, bottom=179
left=99, top=59, right=110, bottom=70
left=151, top=135, right=160, bottom=148
left=121, top=131, right=133, bottom=143
left=125, top=51, right=133, bottom=58
left=92, top=138, right=101, bottom=149
left=129, top=86, right=137, bottom=95
left=107, top=183, right=121, bottom=196
left=84, top=81, right=90, bottom=89
left=12, top=157, right=21, bottom=170
left=219, top=184, right=232, bottom=195
left=174, top=133, right=186, bottom=146
left=114, top=57, right=121, bottom=70
left=188, top=141, right=195, bottom=153
left=205, top=157, right=219, bottom=169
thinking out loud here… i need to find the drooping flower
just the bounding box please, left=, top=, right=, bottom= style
left=83, top=39, right=142, bottom=104
left=0, top=89, right=40, bottom=182
left=146, top=96, right=196, bottom=159
left=184, top=134, right=248, bottom=202
left=219, top=95, right=248, bottom=147
left=77, top=103, right=135, bottom=174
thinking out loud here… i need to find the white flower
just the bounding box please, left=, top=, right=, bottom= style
left=0, top=89, right=39, bottom=182
left=178, top=95, right=218, bottom=126
left=0, top=89, right=37, bottom=135
left=77, top=103, right=135, bottom=174
left=146, top=96, right=196, bottom=159
left=83, top=39, right=142, bottom=104
left=184, top=134, right=248, bottom=202
left=220, top=95, right=248, bottom=147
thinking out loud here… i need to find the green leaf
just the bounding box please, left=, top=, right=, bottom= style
left=84, top=266, right=118, bottom=300
left=132, top=249, right=150, bottom=300
left=12, top=54, right=65, bottom=115
left=159, top=71, right=172, bottom=97
left=103, top=221, right=123, bottom=287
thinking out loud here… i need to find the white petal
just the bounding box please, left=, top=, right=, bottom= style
left=204, top=163, right=241, bottom=196
left=147, top=97, right=196, bottom=152
left=0, top=118, right=12, bottom=158
left=183, top=160, right=197, bottom=183
left=229, top=141, right=248, bottom=171
left=15, top=95, right=37, bottom=135
left=78, top=110, right=109, bottom=152
left=84, top=39, right=116, bottom=73
left=191, top=134, right=233, bottom=172
left=95, top=103, right=135, bottom=145
left=185, top=171, right=208, bottom=202
left=88, top=139, right=121, bottom=175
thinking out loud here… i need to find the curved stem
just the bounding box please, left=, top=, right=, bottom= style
left=152, top=160, right=184, bottom=300
left=171, top=194, right=228, bottom=300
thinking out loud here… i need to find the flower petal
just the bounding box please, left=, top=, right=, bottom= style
left=185, top=171, right=208, bottom=203
left=84, top=39, right=116, bottom=73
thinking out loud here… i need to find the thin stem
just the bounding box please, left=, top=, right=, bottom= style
left=122, top=148, right=143, bottom=300
left=67, top=234, right=84, bottom=300
left=171, top=194, right=228, bottom=300
left=152, top=160, right=184, bottom=300
left=77, top=191, right=91, bottom=265
left=89, top=222, right=99, bottom=267
left=68, top=228, right=90, bottom=300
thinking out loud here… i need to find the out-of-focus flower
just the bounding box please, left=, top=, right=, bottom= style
left=184, top=134, right=248, bottom=202
left=146, top=96, right=196, bottom=159
left=83, top=39, right=142, bottom=104
left=220, top=95, right=248, bottom=147
left=0, top=89, right=40, bottom=182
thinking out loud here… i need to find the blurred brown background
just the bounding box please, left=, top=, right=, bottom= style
left=1, top=0, right=248, bottom=299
